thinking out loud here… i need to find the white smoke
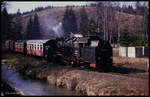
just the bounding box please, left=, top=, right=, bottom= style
left=40, top=14, right=64, bottom=39
left=52, top=22, right=64, bottom=38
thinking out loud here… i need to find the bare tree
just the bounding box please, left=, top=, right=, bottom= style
left=142, top=5, right=149, bottom=42
left=114, top=2, right=121, bottom=46
left=89, top=2, right=123, bottom=46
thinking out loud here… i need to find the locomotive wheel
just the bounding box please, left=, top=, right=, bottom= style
left=54, top=54, right=65, bottom=65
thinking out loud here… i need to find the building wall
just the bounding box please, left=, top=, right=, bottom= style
left=119, top=46, right=147, bottom=58
left=119, top=47, right=127, bottom=57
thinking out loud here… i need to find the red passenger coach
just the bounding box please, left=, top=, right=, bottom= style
left=15, top=40, right=26, bottom=53
left=10, top=40, right=15, bottom=51
left=26, top=39, right=50, bottom=57
left=5, top=40, right=15, bottom=51
left=5, top=40, right=10, bottom=50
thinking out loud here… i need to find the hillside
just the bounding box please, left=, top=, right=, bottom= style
left=13, top=6, right=143, bottom=38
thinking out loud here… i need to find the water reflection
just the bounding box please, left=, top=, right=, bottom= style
left=2, top=65, right=81, bottom=96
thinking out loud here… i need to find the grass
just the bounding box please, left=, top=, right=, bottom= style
left=104, top=81, right=117, bottom=88
left=6, top=58, right=19, bottom=65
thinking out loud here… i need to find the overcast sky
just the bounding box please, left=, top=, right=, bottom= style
left=6, top=1, right=92, bottom=14
left=5, top=1, right=148, bottom=14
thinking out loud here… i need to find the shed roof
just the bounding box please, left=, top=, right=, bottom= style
left=74, top=37, right=89, bottom=43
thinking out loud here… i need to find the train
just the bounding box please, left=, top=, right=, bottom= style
left=4, top=36, right=113, bottom=72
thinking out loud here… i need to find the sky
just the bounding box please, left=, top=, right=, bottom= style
left=5, top=1, right=148, bottom=14
left=6, top=1, right=92, bottom=14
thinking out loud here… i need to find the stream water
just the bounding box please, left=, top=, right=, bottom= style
left=2, top=64, right=81, bottom=96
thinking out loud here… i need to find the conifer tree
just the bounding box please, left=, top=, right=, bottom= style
left=33, top=13, right=41, bottom=39
left=62, top=6, right=69, bottom=36
left=14, top=16, right=23, bottom=40
left=79, top=7, right=89, bottom=36
left=26, top=17, right=33, bottom=39
left=69, top=8, right=77, bottom=34
left=62, top=7, right=77, bottom=37
left=1, top=8, right=12, bottom=42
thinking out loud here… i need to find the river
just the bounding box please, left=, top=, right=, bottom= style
left=2, top=64, right=81, bottom=96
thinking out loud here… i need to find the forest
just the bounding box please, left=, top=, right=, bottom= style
left=1, top=1, right=149, bottom=47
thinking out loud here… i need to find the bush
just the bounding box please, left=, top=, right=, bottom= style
left=120, top=32, right=146, bottom=47
left=145, top=43, right=149, bottom=57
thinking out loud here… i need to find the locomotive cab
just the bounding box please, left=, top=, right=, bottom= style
left=44, top=39, right=59, bottom=61
left=95, top=39, right=113, bottom=72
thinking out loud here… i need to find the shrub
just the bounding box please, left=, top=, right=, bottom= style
left=120, top=32, right=146, bottom=47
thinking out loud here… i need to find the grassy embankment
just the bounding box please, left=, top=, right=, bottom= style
left=2, top=50, right=149, bottom=96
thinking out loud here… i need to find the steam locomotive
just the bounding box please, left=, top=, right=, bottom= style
left=5, top=36, right=112, bottom=71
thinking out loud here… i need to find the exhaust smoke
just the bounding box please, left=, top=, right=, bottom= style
left=40, top=14, right=64, bottom=39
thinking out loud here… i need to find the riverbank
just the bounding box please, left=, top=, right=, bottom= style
left=1, top=80, right=24, bottom=96
left=2, top=52, right=149, bottom=96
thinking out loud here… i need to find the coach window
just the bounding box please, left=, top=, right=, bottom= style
left=31, top=44, right=32, bottom=49
left=33, top=44, right=34, bottom=50
left=32, top=44, right=33, bottom=49
left=33, top=44, right=35, bottom=50
left=31, top=44, right=33, bottom=49
left=35, top=44, right=36, bottom=50
left=40, top=45, right=42, bottom=50
left=37, top=44, right=39, bottom=50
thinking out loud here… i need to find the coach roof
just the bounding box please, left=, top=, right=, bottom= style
left=26, top=39, right=50, bottom=44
